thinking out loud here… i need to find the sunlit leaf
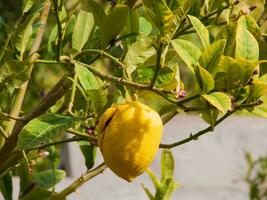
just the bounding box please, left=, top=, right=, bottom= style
left=188, top=15, right=210, bottom=49
left=199, top=39, right=226, bottom=75
left=18, top=114, right=79, bottom=150
left=195, top=65, right=214, bottom=93
left=75, top=63, right=99, bottom=90
left=202, top=92, right=231, bottom=113
left=72, top=10, right=94, bottom=52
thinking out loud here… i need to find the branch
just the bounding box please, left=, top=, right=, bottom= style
left=160, top=109, right=236, bottom=149
left=51, top=162, right=107, bottom=200
left=52, top=0, right=63, bottom=61
left=0, top=111, right=23, bottom=121
left=150, top=43, right=164, bottom=87
left=26, top=136, right=89, bottom=151
left=5, top=1, right=51, bottom=137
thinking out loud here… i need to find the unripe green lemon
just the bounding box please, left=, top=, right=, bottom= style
left=97, top=101, right=163, bottom=182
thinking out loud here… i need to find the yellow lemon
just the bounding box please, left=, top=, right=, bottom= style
left=97, top=101, right=163, bottom=182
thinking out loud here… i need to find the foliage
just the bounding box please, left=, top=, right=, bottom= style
left=142, top=149, right=179, bottom=200
left=246, top=153, right=267, bottom=200
left=0, top=0, right=267, bottom=199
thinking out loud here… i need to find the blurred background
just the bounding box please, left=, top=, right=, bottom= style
left=1, top=0, right=267, bottom=199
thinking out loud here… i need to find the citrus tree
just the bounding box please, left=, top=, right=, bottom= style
left=1, top=0, right=267, bottom=199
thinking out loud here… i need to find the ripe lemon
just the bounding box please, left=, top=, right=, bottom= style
left=97, top=101, right=163, bottom=182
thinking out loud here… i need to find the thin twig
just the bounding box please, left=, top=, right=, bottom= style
left=0, top=111, right=24, bottom=121
left=150, top=43, right=164, bottom=88
left=26, top=137, right=88, bottom=151
left=75, top=49, right=126, bottom=68
left=51, top=162, right=107, bottom=200
left=52, top=0, right=63, bottom=61
left=160, top=109, right=236, bottom=149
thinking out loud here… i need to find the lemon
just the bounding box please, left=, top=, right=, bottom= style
left=97, top=101, right=163, bottom=182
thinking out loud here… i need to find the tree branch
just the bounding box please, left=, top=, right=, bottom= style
left=51, top=162, right=107, bottom=200
left=160, top=109, right=236, bottom=149
left=52, top=0, right=63, bottom=61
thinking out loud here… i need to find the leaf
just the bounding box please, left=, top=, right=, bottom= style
left=251, top=104, right=267, bottom=119
left=0, top=171, right=12, bottom=200
left=236, top=17, right=259, bottom=61
left=215, top=56, right=241, bottom=90
left=132, top=66, right=175, bottom=87
left=247, top=80, right=267, bottom=102
left=188, top=15, right=210, bottom=49
left=141, top=183, right=155, bottom=200
left=22, top=0, right=34, bottom=13
left=147, top=168, right=161, bottom=190
left=171, top=39, right=201, bottom=68
left=72, top=10, right=94, bottom=52
left=199, top=39, right=226, bottom=75
left=195, top=65, right=214, bottom=93
left=15, top=17, right=34, bottom=59
left=75, top=63, right=99, bottom=90
left=237, top=58, right=259, bottom=84
left=143, top=0, right=176, bottom=41
left=202, top=92, right=231, bottom=113
left=32, top=169, right=65, bottom=189
left=101, top=5, right=129, bottom=48
left=21, top=187, right=53, bottom=200
left=139, top=17, right=152, bottom=36
left=201, top=109, right=218, bottom=127
left=216, top=22, right=238, bottom=56
left=124, top=36, right=156, bottom=74
left=84, top=0, right=106, bottom=27
left=86, top=88, right=107, bottom=114
left=161, top=180, right=179, bottom=200
left=161, top=149, right=174, bottom=182
left=18, top=114, right=78, bottom=150
left=79, top=141, right=96, bottom=170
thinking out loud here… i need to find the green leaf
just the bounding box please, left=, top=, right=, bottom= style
left=215, top=56, right=241, bottom=90
left=251, top=104, right=267, bottom=119
left=199, top=39, right=226, bottom=75
left=86, top=88, right=107, bottom=114
left=22, top=0, right=34, bottom=13
left=32, top=169, right=65, bottom=189
left=171, top=39, right=201, bottom=68
left=141, top=183, right=155, bottom=200
left=161, top=149, right=174, bottom=182
left=247, top=80, right=267, bottom=102
left=143, top=0, right=176, bottom=41
left=216, top=23, right=238, bottom=56
left=79, top=141, right=96, bottom=170
left=18, top=114, right=78, bottom=150
left=188, top=15, right=210, bottom=49
left=147, top=168, right=161, bottom=190
left=21, top=187, right=53, bottom=200
left=202, top=92, right=231, bottom=113
left=195, top=65, right=214, bottom=93
left=124, top=36, right=156, bottom=74
left=0, top=171, right=12, bottom=200
left=161, top=180, right=179, bottom=200
left=84, top=0, right=106, bottom=27
left=201, top=109, right=218, bottom=127
left=132, top=66, right=175, bottom=87
left=72, top=11, right=94, bottom=52
left=236, top=17, right=259, bottom=61
left=237, top=58, right=259, bottom=84
left=75, top=63, right=99, bottom=90
left=15, top=17, right=34, bottom=59
left=139, top=17, right=152, bottom=36
left=101, top=5, right=129, bottom=48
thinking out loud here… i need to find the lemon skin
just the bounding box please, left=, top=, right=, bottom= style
left=97, top=101, right=163, bottom=182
